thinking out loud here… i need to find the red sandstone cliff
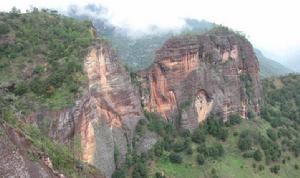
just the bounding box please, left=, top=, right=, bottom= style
left=25, top=40, right=144, bottom=177
left=140, top=27, right=262, bottom=130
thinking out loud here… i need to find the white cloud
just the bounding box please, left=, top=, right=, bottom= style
left=0, top=0, right=299, bottom=69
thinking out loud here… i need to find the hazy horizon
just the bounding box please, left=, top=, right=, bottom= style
left=1, top=0, right=299, bottom=71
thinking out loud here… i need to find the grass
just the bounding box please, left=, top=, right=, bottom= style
left=150, top=119, right=300, bottom=178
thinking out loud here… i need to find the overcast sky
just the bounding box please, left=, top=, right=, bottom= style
left=1, top=0, right=299, bottom=70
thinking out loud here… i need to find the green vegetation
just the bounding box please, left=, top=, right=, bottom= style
left=0, top=8, right=93, bottom=116
left=127, top=74, right=300, bottom=178
left=255, top=49, right=293, bottom=78
left=0, top=8, right=95, bottom=177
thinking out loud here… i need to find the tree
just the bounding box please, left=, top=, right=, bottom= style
left=192, top=128, right=206, bottom=144
left=270, top=165, right=280, bottom=174
left=0, top=22, right=10, bottom=35
left=13, top=82, right=28, bottom=95
left=112, top=169, right=126, bottom=178
left=132, top=162, right=148, bottom=178
left=169, top=153, right=182, bottom=164
left=267, top=129, right=278, bottom=141
left=238, top=135, right=252, bottom=151
left=253, top=149, right=262, bottom=161
left=197, top=154, right=205, bottom=165
left=228, top=114, right=242, bottom=125
left=173, top=139, right=187, bottom=152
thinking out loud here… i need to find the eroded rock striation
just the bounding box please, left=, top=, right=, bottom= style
left=77, top=42, right=143, bottom=177
left=140, top=27, right=262, bottom=130
left=26, top=41, right=144, bottom=177
left=22, top=27, right=263, bottom=177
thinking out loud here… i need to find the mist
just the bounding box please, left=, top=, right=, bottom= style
left=0, top=0, right=299, bottom=71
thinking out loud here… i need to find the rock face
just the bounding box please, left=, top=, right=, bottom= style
left=140, top=27, right=262, bottom=130
left=27, top=41, right=144, bottom=177
left=22, top=27, right=263, bottom=177
left=0, top=123, right=58, bottom=178
left=77, top=42, right=143, bottom=177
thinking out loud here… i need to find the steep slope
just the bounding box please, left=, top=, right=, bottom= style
left=24, top=37, right=145, bottom=178
left=140, top=27, right=262, bottom=130
left=255, top=49, right=293, bottom=78
left=0, top=10, right=144, bottom=178
left=150, top=74, right=300, bottom=178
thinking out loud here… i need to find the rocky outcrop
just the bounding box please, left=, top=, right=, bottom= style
left=140, top=27, right=262, bottom=130
left=26, top=40, right=144, bottom=177
left=76, top=43, right=144, bottom=177
left=0, top=123, right=60, bottom=178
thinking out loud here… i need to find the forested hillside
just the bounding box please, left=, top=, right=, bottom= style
left=0, top=9, right=103, bottom=177
left=255, top=49, right=293, bottom=78
left=113, top=74, right=300, bottom=178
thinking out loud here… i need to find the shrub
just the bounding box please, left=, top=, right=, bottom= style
left=192, top=128, right=206, bottom=144
left=270, top=165, right=280, bottom=174
left=258, top=165, right=265, bottom=171
left=247, top=110, right=256, bottom=119
left=186, top=145, right=193, bottom=155
left=259, top=136, right=281, bottom=161
left=204, top=144, right=224, bottom=159
left=238, top=135, right=252, bottom=151
left=242, top=152, right=253, bottom=158
left=132, top=162, right=148, bottom=178
left=267, top=129, right=278, bottom=141
left=112, top=169, right=126, bottom=178
left=14, top=82, right=28, bottom=95
left=197, top=154, right=205, bottom=165
left=293, top=139, right=300, bottom=156
left=0, top=22, right=10, bottom=35
left=155, top=172, right=165, bottom=178
left=169, top=153, right=182, bottom=164
left=228, top=114, right=242, bottom=125
left=204, top=116, right=228, bottom=141
left=295, top=164, right=299, bottom=170
left=173, top=139, right=187, bottom=152
left=180, top=129, right=191, bottom=137
left=154, top=142, right=164, bottom=157
left=253, top=149, right=262, bottom=161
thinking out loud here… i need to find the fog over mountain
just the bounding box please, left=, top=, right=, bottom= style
left=0, top=0, right=299, bottom=71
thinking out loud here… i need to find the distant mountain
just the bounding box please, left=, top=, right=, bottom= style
left=255, top=49, right=293, bottom=78
left=66, top=6, right=294, bottom=76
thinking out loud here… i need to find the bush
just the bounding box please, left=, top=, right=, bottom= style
left=169, top=153, right=182, bottom=164
left=247, top=110, right=256, bottom=119
left=295, top=164, right=299, bottom=170
left=192, top=128, right=206, bottom=144
left=132, top=162, right=148, bottom=178
left=204, top=116, right=228, bottom=141
left=204, top=144, right=224, bottom=159
left=155, top=172, right=165, bottom=178
left=258, top=165, right=265, bottom=171
left=270, top=165, right=280, bottom=174
left=14, top=82, right=28, bottom=95
left=267, top=129, right=278, bottom=141
left=0, top=22, right=10, bottom=35
left=154, top=142, right=164, bottom=157
left=197, top=154, right=205, bottom=165
left=238, top=135, right=253, bottom=151
left=293, top=139, right=300, bottom=156
left=173, top=139, right=187, bottom=152
left=180, top=129, right=191, bottom=137
left=259, top=136, right=281, bottom=161
left=228, top=114, right=242, bottom=125
left=253, top=149, right=262, bottom=161
left=186, top=145, right=193, bottom=155
left=112, top=169, right=126, bottom=178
